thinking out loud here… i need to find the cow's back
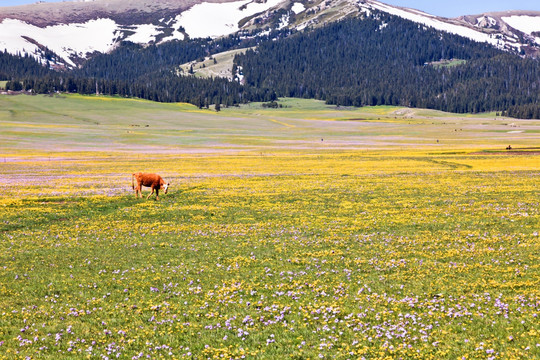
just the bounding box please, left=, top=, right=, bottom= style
left=137, top=172, right=162, bottom=188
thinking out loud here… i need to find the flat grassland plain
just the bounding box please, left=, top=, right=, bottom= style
left=0, top=94, right=539, bottom=359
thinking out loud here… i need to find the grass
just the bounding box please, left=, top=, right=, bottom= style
left=428, top=59, right=467, bottom=68
left=179, top=48, right=252, bottom=79
left=0, top=94, right=539, bottom=359
left=1, top=152, right=539, bottom=359
left=2, top=94, right=539, bottom=156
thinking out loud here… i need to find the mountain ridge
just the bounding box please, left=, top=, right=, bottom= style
left=0, top=0, right=218, bottom=26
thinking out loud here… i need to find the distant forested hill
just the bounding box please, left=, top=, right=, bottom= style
left=235, top=12, right=540, bottom=116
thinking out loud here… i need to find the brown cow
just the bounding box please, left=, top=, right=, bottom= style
left=132, top=172, right=169, bottom=200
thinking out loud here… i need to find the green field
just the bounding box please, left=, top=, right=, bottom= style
left=1, top=94, right=538, bottom=156
left=428, top=59, right=468, bottom=68
left=0, top=94, right=539, bottom=359
left=179, top=48, right=252, bottom=79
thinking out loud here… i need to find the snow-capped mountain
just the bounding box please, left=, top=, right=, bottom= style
left=0, top=0, right=285, bottom=67
left=1, top=0, right=540, bottom=67
left=247, top=0, right=540, bottom=56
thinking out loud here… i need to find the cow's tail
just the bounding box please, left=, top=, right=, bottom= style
left=131, top=173, right=135, bottom=190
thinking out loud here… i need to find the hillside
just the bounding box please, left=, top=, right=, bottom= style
left=0, top=0, right=280, bottom=67
left=235, top=14, right=540, bottom=116
left=1, top=0, right=540, bottom=67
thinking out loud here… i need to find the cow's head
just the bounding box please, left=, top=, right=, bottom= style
left=163, top=183, right=169, bottom=194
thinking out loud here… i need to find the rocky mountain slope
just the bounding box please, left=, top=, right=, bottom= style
left=1, top=0, right=539, bottom=67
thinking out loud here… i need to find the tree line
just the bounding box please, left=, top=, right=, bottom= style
left=6, top=73, right=278, bottom=108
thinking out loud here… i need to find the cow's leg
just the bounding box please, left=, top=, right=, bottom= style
left=155, top=188, right=160, bottom=201
left=147, top=186, right=154, bottom=200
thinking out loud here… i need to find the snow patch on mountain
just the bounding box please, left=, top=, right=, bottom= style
left=0, top=19, right=38, bottom=57
left=159, top=28, right=186, bottom=43
left=124, top=24, right=161, bottom=44
left=0, top=15, right=186, bottom=66
left=0, top=18, right=118, bottom=66
left=476, top=16, right=497, bottom=28
left=369, top=1, right=506, bottom=49
left=291, top=2, right=305, bottom=14
left=278, top=13, right=290, bottom=29
left=502, top=15, right=540, bottom=35
left=174, top=0, right=283, bottom=38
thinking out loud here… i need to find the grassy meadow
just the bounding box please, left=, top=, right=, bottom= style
left=0, top=94, right=539, bottom=359
left=179, top=48, right=251, bottom=80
